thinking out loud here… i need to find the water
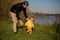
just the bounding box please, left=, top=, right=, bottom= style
left=34, top=16, right=56, bottom=24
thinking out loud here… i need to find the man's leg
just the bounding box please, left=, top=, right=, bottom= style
left=13, top=21, right=17, bottom=33
left=10, top=12, right=18, bottom=33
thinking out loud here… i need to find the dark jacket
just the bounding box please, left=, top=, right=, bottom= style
left=10, top=3, right=28, bottom=20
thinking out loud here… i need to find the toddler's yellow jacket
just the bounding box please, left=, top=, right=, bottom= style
left=25, top=20, right=34, bottom=28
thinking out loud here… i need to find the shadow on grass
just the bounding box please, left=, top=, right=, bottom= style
left=52, top=22, right=60, bottom=40
left=56, top=23, right=60, bottom=33
left=56, top=23, right=60, bottom=40
left=17, top=26, right=25, bottom=30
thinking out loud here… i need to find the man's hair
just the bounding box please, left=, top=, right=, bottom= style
left=22, top=1, right=29, bottom=7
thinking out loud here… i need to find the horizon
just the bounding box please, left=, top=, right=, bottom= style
left=25, top=0, right=60, bottom=14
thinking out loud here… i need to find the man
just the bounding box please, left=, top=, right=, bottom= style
left=10, top=1, right=29, bottom=34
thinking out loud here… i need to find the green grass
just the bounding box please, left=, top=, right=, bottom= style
left=0, top=20, right=56, bottom=40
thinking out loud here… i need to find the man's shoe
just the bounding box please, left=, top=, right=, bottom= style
left=14, top=32, right=17, bottom=34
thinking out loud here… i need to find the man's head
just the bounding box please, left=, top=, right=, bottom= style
left=22, top=1, right=29, bottom=8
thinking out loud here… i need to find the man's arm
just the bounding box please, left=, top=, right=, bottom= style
left=16, top=13, right=21, bottom=20
left=16, top=13, right=23, bottom=25
left=23, top=8, right=28, bottom=19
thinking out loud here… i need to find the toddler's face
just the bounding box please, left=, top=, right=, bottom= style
left=30, top=18, right=34, bottom=22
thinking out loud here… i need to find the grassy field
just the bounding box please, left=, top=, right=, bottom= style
left=0, top=20, right=57, bottom=40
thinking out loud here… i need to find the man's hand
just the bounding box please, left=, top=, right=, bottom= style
left=26, top=18, right=29, bottom=21
left=19, top=20, right=23, bottom=26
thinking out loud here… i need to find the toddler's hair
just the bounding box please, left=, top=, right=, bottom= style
left=29, top=17, right=34, bottom=20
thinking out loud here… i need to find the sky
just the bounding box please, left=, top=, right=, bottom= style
left=22, top=0, right=60, bottom=14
